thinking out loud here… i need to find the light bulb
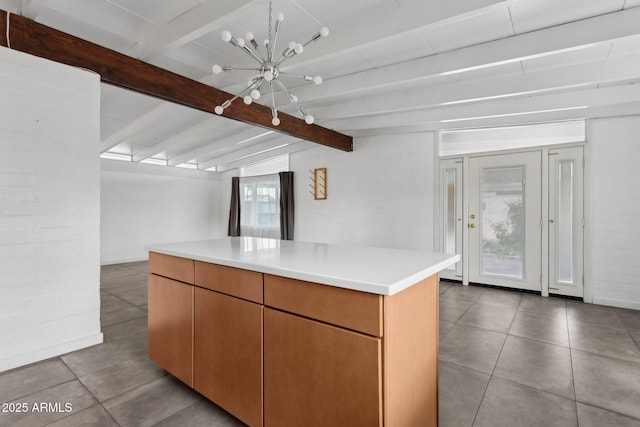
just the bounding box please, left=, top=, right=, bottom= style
left=264, top=70, right=274, bottom=82
left=313, top=75, right=323, bottom=85
left=264, top=39, right=270, bottom=46
left=272, top=117, right=280, bottom=126
left=276, top=12, right=284, bottom=22
left=320, top=27, right=330, bottom=37
left=243, top=95, right=253, bottom=105
left=245, top=32, right=254, bottom=41
left=212, top=64, right=222, bottom=74
left=305, top=115, right=314, bottom=124
left=214, top=106, right=224, bottom=115
left=294, top=43, right=304, bottom=54
left=250, top=89, right=261, bottom=100
left=289, top=41, right=296, bottom=49
left=237, top=37, right=245, bottom=47
left=221, top=30, right=232, bottom=42
left=291, top=95, right=298, bottom=102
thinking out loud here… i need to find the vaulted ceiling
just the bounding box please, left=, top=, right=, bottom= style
left=2, top=0, right=640, bottom=171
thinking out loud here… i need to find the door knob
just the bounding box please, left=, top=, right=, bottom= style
left=469, top=223, right=476, bottom=228
left=470, top=214, right=476, bottom=219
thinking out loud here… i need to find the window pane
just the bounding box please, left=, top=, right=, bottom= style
left=481, top=167, right=524, bottom=279
left=239, top=175, right=281, bottom=239
left=557, top=160, right=574, bottom=283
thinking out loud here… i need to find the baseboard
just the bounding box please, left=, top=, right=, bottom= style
left=592, top=297, right=640, bottom=311
left=0, top=333, right=104, bottom=373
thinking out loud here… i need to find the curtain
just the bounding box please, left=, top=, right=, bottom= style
left=279, top=171, right=295, bottom=240
left=227, top=176, right=240, bottom=237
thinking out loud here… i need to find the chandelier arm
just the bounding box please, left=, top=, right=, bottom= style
left=277, top=71, right=314, bottom=81
left=223, top=66, right=262, bottom=72
left=274, top=49, right=295, bottom=67
left=237, top=44, right=265, bottom=65
left=216, top=81, right=261, bottom=113
left=274, top=79, right=305, bottom=117
left=269, top=19, right=281, bottom=62
left=270, top=81, right=278, bottom=118
left=302, top=32, right=322, bottom=47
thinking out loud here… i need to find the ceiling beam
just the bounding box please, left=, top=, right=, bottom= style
left=0, top=10, right=353, bottom=152
left=293, top=6, right=640, bottom=104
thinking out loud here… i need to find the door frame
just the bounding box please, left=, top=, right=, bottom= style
left=438, top=143, right=586, bottom=298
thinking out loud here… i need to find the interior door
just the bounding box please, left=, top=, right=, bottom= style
left=439, top=159, right=463, bottom=280
left=548, top=147, right=584, bottom=297
left=468, top=152, right=542, bottom=291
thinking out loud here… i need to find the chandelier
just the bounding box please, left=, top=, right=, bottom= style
left=212, top=2, right=329, bottom=126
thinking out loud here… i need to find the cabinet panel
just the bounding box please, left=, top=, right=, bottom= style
left=194, top=288, right=263, bottom=427
left=148, top=274, right=193, bottom=387
left=195, top=261, right=263, bottom=303
left=149, top=252, right=194, bottom=284
left=264, top=308, right=382, bottom=427
left=264, top=274, right=382, bottom=336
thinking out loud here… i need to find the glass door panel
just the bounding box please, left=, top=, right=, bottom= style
left=548, top=147, right=583, bottom=297
left=480, top=166, right=525, bottom=279
left=439, top=159, right=463, bottom=280
left=468, top=152, right=541, bottom=291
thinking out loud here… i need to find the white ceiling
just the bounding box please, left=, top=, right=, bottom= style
left=3, top=0, right=640, bottom=170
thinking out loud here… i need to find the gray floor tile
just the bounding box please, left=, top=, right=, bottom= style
left=102, top=316, right=148, bottom=343
left=439, top=298, right=474, bottom=323
left=509, top=310, right=570, bottom=347
left=518, top=293, right=567, bottom=316
left=493, top=335, right=574, bottom=399
left=439, top=325, right=506, bottom=374
left=101, top=306, right=147, bottom=327
left=439, top=320, right=455, bottom=341
left=0, top=358, right=75, bottom=402
left=566, top=301, right=625, bottom=328
left=47, top=404, right=119, bottom=427
left=458, top=303, right=517, bottom=333
left=0, top=380, right=97, bottom=427
left=100, top=294, right=136, bottom=315
left=474, top=288, right=522, bottom=309
left=572, top=349, right=640, bottom=420
left=439, top=283, right=486, bottom=304
left=473, top=377, right=578, bottom=427
left=115, top=286, right=148, bottom=307
left=103, top=376, right=199, bottom=427
left=630, top=328, right=640, bottom=351
left=616, top=307, right=640, bottom=330
left=78, top=356, right=166, bottom=402
left=576, top=402, right=640, bottom=427
left=568, top=319, right=640, bottom=363
left=153, top=399, right=246, bottom=427
left=438, top=361, right=490, bottom=427
left=61, top=338, right=147, bottom=377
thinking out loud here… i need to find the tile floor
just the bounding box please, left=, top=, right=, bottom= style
left=0, top=262, right=639, bottom=426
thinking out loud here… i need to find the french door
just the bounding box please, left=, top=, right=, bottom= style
left=468, top=152, right=542, bottom=291
left=439, top=147, right=584, bottom=297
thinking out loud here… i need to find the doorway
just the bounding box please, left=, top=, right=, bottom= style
left=439, top=147, right=584, bottom=297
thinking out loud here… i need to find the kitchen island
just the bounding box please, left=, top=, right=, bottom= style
left=146, top=237, right=459, bottom=427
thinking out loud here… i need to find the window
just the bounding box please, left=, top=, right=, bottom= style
left=239, top=174, right=281, bottom=239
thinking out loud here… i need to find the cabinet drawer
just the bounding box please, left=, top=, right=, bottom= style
left=149, top=252, right=194, bottom=284
left=195, top=261, right=263, bottom=304
left=264, top=274, right=383, bottom=337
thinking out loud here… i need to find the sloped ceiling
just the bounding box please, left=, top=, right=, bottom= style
left=2, top=0, right=640, bottom=171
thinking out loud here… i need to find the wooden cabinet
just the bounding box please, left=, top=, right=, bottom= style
left=194, top=288, right=263, bottom=427
left=264, top=308, right=382, bottom=427
left=148, top=251, right=439, bottom=427
left=147, top=274, right=194, bottom=387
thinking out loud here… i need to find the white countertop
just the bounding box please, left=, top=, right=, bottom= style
left=146, top=237, right=459, bottom=296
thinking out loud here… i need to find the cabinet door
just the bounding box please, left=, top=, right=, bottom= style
left=194, top=288, right=263, bottom=427
left=264, top=308, right=382, bottom=427
left=148, top=274, right=194, bottom=387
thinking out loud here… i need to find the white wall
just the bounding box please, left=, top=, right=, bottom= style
left=101, top=160, right=223, bottom=264
left=291, top=133, right=436, bottom=250
left=586, top=115, right=640, bottom=310
left=0, top=47, right=102, bottom=372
